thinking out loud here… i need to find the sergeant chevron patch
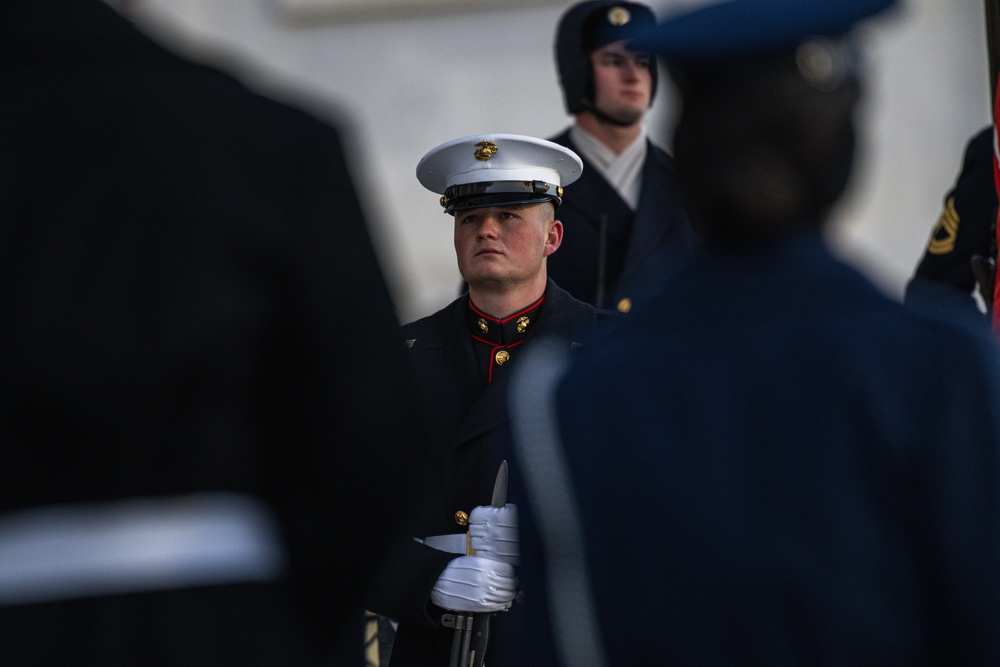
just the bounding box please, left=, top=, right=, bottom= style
left=928, top=196, right=959, bottom=255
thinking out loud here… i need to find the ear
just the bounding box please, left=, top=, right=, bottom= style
left=543, top=219, right=563, bottom=257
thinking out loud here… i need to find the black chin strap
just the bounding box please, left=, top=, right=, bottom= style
left=580, top=99, right=640, bottom=128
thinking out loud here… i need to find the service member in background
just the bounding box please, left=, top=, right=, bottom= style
left=365, top=134, right=605, bottom=667
left=547, top=0, right=698, bottom=313
left=904, top=125, right=997, bottom=333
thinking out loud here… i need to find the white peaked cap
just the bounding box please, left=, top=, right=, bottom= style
left=416, top=134, right=584, bottom=213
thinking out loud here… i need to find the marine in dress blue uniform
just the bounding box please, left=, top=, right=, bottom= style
left=547, top=1, right=698, bottom=313
left=510, top=1, right=1000, bottom=665
left=365, top=135, right=608, bottom=667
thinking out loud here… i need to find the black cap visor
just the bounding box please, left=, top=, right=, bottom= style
left=443, top=180, right=562, bottom=214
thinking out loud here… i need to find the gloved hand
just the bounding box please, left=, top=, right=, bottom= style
left=972, top=254, right=996, bottom=313
left=430, top=555, right=517, bottom=613
left=468, top=504, right=519, bottom=565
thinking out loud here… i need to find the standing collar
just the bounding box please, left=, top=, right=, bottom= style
left=467, top=295, right=546, bottom=347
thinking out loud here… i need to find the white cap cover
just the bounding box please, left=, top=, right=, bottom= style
left=416, top=134, right=584, bottom=213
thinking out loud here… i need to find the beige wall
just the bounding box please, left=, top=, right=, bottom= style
left=125, top=0, right=990, bottom=322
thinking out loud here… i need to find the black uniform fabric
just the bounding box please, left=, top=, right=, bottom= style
left=545, top=129, right=698, bottom=311
left=0, top=1, right=426, bottom=665
left=905, top=126, right=996, bottom=329
left=368, top=280, right=602, bottom=667
left=516, top=231, right=1000, bottom=665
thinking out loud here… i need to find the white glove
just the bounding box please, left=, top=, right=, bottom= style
left=430, top=555, right=517, bottom=613
left=469, top=504, right=519, bottom=565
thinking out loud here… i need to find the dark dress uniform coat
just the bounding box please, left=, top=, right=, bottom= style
left=546, top=129, right=699, bottom=311
left=368, top=280, right=601, bottom=667
left=0, top=2, right=426, bottom=665
left=513, top=231, right=1000, bottom=666
left=905, top=126, right=996, bottom=331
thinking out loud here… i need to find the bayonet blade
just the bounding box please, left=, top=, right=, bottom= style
left=491, top=460, right=508, bottom=508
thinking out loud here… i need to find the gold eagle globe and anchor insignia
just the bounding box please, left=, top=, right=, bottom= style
left=474, top=140, right=499, bottom=161
left=608, top=6, right=631, bottom=25
left=516, top=316, right=530, bottom=334
left=477, top=317, right=489, bottom=334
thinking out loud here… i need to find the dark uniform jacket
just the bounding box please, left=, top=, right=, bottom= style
left=905, top=126, right=996, bottom=331
left=546, top=128, right=699, bottom=312
left=0, top=2, right=426, bottom=665
left=368, top=280, right=602, bottom=667
left=513, top=230, right=1000, bottom=666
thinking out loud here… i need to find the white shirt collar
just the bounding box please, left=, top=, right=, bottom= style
left=569, top=124, right=648, bottom=210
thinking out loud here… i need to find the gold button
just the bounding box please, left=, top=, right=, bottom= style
left=478, top=317, right=489, bottom=334
left=516, top=316, right=530, bottom=334
left=455, top=510, right=469, bottom=526
left=495, top=349, right=510, bottom=365
left=617, top=297, right=632, bottom=313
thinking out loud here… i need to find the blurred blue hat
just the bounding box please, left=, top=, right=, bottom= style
left=631, top=0, right=899, bottom=62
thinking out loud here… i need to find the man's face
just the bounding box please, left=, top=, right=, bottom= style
left=590, top=40, right=653, bottom=125
left=454, top=202, right=562, bottom=291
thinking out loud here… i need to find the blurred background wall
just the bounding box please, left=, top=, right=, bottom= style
left=114, top=0, right=991, bottom=323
